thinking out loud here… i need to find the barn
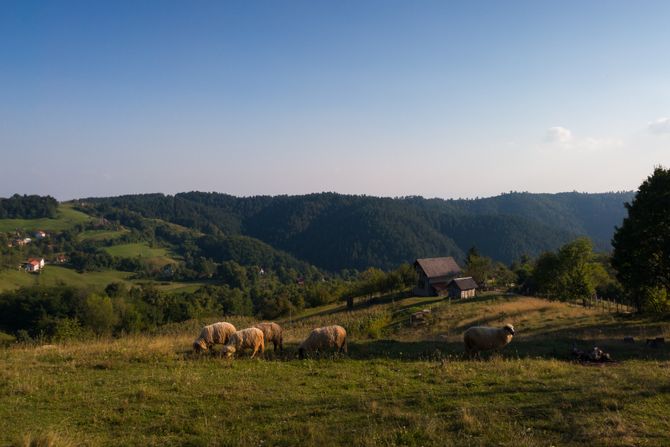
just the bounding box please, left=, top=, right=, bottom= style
left=447, top=277, right=478, bottom=299
left=413, top=257, right=462, bottom=296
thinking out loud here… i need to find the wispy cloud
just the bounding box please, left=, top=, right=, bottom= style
left=545, top=126, right=573, bottom=144
left=648, top=117, right=670, bottom=134
left=543, top=126, right=622, bottom=151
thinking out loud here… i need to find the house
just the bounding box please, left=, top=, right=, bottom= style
left=447, top=277, right=478, bottom=299
left=12, top=237, right=31, bottom=247
left=34, top=230, right=47, bottom=239
left=413, top=257, right=462, bottom=296
left=25, top=257, right=45, bottom=272
left=55, top=253, right=68, bottom=264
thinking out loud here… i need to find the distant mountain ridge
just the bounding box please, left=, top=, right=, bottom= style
left=81, top=191, right=634, bottom=271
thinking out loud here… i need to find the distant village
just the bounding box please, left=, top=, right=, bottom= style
left=4, top=230, right=67, bottom=273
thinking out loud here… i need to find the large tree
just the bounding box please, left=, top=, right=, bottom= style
left=611, top=167, right=670, bottom=312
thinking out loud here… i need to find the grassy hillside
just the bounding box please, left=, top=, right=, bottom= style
left=1, top=294, right=669, bottom=446
left=0, top=266, right=207, bottom=293
left=77, top=228, right=129, bottom=242
left=0, top=266, right=133, bottom=292
left=0, top=203, right=91, bottom=232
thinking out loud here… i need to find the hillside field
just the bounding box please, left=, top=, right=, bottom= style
left=1, top=294, right=669, bottom=446
left=0, top=204, right=91, bottom=232
left=0, top=266, right=207, bottom=294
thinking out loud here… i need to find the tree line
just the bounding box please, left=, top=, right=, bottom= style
left=0, top=194, right=58, bottom=219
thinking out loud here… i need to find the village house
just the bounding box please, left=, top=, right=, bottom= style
left=34, top=230, right=47, bottom=239
left=11, top=237, right=32, bottom=247
left=413, top=257, right=462, bottom=296
left=24, top=257, right=45, bottom=272
left=447, top=277, right=478, bottom=299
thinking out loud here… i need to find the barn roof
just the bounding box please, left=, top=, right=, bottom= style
left=414, top=257, right=461, bottom=279
left=448, top=277, right=478, bottom=290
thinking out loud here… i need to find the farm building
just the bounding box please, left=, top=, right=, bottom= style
left=413, top=257, right=462, bottom=296
left=447, top=277, right=478, bottom=299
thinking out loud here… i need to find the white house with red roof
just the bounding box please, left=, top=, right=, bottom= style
left=24, top=257, right=45, bottom=272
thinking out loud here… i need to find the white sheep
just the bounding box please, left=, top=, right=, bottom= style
left=463, top=324, right=515, bottom=357
left=221, top=327, right=265, bottom=359
left=193, top=322, right=237, bottom=353
left=253, top=322, right=284, bottom=352
left=298, top=325, right=347, bottom=359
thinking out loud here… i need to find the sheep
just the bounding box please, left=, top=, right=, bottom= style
left=193, top=322, right=236, bottom=353
left=298, top=325, right=347, bottom=359
left=463, top=324, right=515, bottom=357
left=221, top=327, right=265, bottom=359
left=253, top=322, right=284, bottom=352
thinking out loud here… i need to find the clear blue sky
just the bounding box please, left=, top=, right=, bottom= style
left=1, top=0, right=669, bottom=200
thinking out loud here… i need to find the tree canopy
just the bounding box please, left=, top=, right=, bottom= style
left=612, top=167, right=670, bottom=312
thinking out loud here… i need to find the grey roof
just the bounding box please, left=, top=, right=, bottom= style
left=448, top=277, right=478, bottom=290
left=415, top=257, right=461, bottom=279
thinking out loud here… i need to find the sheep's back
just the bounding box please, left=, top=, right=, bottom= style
left=229, top=328, right=264, bottom=349
left=211, top=322, right=236, bottom=344
left=254, top=322, right=282, bottom=342
left=300, top=325, right=346, bottom=350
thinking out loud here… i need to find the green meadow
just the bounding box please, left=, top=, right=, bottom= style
left=2, top=294, right=669, bottom=446
left=0, top=204, right=91, bottom=233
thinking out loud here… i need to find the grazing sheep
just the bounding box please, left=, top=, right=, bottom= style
left=254, top=322, right=284, bottom=352
left=463, top=324, right=515, bottom=357
left=298, top=325, right=347, bottom=359
left=193, top=322, right=236, bottom=353
left=221, top=327, right=265, bottom=359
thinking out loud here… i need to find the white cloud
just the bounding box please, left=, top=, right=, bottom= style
left=545, top=126, right=573, bottom=144
left=648, top=117, right=670, bottom=134
left=543, top=126, right=622, bottom=151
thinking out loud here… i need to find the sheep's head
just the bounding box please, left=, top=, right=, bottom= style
left=193, top=339, right=208, bottom=353
left=503, top=324, right=515, bottom=336
left=221, top=345, right=236, bottom=357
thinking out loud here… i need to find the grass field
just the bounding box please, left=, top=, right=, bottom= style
left=0, top=204, right=91, bottom=232
left=77, top=228, right=129, bottom=242
left=0, top=266, right=134, bottom=292
left=1, top=294, right=669, bottom=446
left=102, top=242, right=178, bottom=270
left=0, top=266, right=208, bottom=293
left=102, top=243, right=170, bottom=258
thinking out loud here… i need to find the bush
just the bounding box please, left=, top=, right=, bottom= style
left=52, top=318, right=91, bottom=341
left=0, top=331, right=16, bottom=347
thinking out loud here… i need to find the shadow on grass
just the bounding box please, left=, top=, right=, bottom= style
left=181, top=336, right=670, bottom=363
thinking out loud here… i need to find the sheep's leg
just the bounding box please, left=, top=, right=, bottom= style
left=250, top=346, right=258, bottom=359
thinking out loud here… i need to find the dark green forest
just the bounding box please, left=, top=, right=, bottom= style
left=0, top=194, right=58, bottom=219
left=80, top=191, right=632, bottom=270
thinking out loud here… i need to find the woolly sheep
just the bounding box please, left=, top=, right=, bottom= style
left=253, top=322, right=284, bottom=352
left=193, top=322, right=236, bottom=353
left=221, top=327, right=265, bottom=359
left=298, top=325, right=347, bottom=359
left=463, top=324, right=515, bottom=357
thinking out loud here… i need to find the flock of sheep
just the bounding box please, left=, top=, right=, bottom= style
left=192, top=321, right=514, bottom=358
left=193, top=322, right=348, bottom=358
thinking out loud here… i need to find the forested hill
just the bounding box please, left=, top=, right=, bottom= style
left=80, top=191, right=633, bottom=271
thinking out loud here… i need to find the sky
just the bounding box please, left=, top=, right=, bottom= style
left=1, top=0, right=669, bottom=200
